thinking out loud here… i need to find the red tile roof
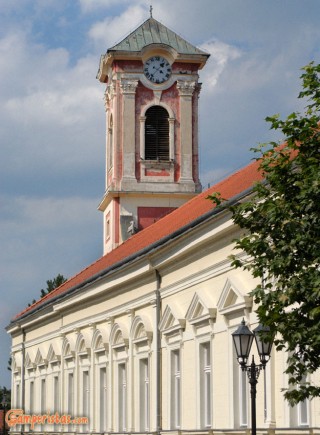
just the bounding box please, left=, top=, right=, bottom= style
left=13, top=158, right=263, bottom=322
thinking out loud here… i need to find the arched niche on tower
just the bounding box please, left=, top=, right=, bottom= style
left=140, top=101, right=175, bottom=183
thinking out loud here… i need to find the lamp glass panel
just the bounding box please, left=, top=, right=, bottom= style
left=253, top=324, right=273, bottom=364
left=232, top=321, right=254, bottom=362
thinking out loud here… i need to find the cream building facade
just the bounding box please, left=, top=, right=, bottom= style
left=7, top=15, right=320, bottom=435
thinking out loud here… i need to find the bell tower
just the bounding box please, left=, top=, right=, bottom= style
left=97, top=16, right=209, bottom=254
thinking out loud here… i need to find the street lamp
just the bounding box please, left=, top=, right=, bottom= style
left=232, top=319, right=273, bottom=435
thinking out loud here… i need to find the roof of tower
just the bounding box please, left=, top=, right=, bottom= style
left=107, top=17, right=209, bottom=57
left=97, top=16, right=209, bottom=82
left=9, top=158, right=263, bottom=326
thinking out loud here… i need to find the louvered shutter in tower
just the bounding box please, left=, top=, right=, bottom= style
left=145, top=106, right=169, bottom=160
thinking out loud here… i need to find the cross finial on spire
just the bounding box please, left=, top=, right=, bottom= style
left=150, top=4, right=153, bottom=18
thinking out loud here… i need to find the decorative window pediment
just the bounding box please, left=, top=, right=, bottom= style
left=92, top=328, right=109, bottom=354
left=96, top=336, right=104, bottom=350
left=25, top=353, right=36, bottom=370
left=12, top=355, right=21, bottom=374
left=186, top=292, right=217, bottom=328
left=79, top=339, right=86, bottom=352
left=110, top=323, right=129, bottom=351
left=35, top=349, right=47, bottom=368
left=159, top=305, right=186, bottom=339
left=138, top=324, right=152, bottom=341
left=47, top=344, right=61, bottom=364
left=76, top=331, right=92, bottom=356
left=217, top=277, right=252, bottom=316
left=63, top=342, right=75, bottom=360
left=131, top=316, right=153, bottom=348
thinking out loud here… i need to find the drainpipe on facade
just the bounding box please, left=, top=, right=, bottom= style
left=155, top=270, right=162, bottom=435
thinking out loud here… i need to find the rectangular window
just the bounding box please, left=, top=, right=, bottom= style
left=53, top=376, right=60, bottom=430
left=118, top=363, right=127, bottom=431
left=54, top=376, right=60, bottom=412
left=299, top=374, right=309, bottom=426
left=41, top=379, right=46, bottom=414
left=15, top=383, right=20, bottom=408
left=233, top=345, right=248, bottom=428
left=140, top=358, right=150, bottom=431
left=83, top=370, right=89, bottom=417
left=67, top=372, right=74, bottom=416
left=82, top=370, right=90, bottom=432
left=29, top=381, right=34, bottom=413
left=289, top=372, right=309, bottom=427
left=99, top=367, right=107, bottom=431
left=239, top=367, right=248, bottom=426
left=171, top=349, right=181, bottom=429
left=299, top=399, right=309, bottom=426
left=200, top=342, right=211, bottom=428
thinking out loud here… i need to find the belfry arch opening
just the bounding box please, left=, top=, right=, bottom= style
left=145, top=106, right=169, bottom=160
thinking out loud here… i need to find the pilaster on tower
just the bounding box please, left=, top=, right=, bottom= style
left=97, top=16, right=209, bottom=254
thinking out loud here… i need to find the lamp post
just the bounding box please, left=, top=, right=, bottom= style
left=232, top=319, right=273, bottom=435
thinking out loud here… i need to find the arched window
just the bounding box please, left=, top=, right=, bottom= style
left=145, top=106, right=169, bottom=160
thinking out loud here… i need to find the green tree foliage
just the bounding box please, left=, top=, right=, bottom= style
left=40, top=274, right=67, bottom=298
left=229, top=62, right=320, bottom=405
left=28, top=274, right=67, bottom=307
left=0, top=387, right=11, bottom=409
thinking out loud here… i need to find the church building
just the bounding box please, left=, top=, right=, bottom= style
left=7, top=15, right=320, bottom=435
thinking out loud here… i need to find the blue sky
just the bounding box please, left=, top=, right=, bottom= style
left=1, top=0, right=320, bottom=388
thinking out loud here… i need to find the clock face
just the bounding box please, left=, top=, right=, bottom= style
left=144, top=56, right=172, bottom=84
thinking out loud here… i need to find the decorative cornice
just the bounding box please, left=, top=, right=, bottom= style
left=177, top=80, right=196, bottom=97
left=120, top=79, right=139, bottom=95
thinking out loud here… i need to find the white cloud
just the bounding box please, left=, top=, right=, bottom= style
left=79, top=0, right=130, bottom=13
left=199, top=39, right=242, bottom=91
left=0, top=29, right=105, bottom=175
left=5, top=85, right=101, bottom=126
left=88, top=4, right=147, bottom=48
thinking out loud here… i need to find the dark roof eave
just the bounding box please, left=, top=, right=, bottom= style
left=7, top=185, right=254, bottom=329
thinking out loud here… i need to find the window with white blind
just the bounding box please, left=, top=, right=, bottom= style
left=81, top=370, right=90, bottom=432
left=139, top=358, right=150, bottom=431
left=99, top=367, right=107, bottom=431
left=15, top=383, right=20, bottom=408
left=29, top=381, right=34, bottom=413
left=67, top=372, right=74, bottom=416
left=200, top=342, right=212, bottom=428
left=170, top=349, right=181, bottom=429
left=53, top=375, right=60, bottom=430
left=41, top=378, right=46, bottom=414
left=53, top=376, right=60, bottom=412
left=289, top=374, right=309, bottom=427
left=239, top=367, right=248, bottom=426
left=233, top=345, right=248, bottom=428
left=118, top=363, right=127, bottom=431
